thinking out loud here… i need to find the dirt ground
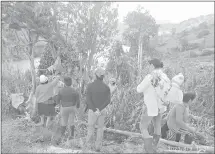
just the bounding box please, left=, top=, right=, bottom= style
left=2, top=117, right=171, bottom=153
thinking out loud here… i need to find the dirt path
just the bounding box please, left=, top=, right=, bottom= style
left=1, top=118, right=147, bottom=153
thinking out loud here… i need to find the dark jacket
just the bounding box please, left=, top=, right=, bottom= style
left=57, top=86, right=80, bottom=108
left=86, top=79, right=111, bottom=112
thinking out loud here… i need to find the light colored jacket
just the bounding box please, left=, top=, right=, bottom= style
left=137, top=70, right=171, bottom=116
left=166, top=82, right=183, bottom=105
left=137, top=74, right=159, bottom=116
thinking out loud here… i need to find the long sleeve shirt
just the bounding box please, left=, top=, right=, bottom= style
left=167, top=103, right=190, bottom=132
left=35, top=77, right=60, bottom=103
left=86, top=79, right=111, bottom=112
left=56, top=86, right=80, bottom=108
left=137, top=74, right=159, bottom=116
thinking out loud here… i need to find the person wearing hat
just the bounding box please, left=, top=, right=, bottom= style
left=52, top=76, right=80, bottom=145
left=161, top=73, right=185, bottom=141
left=35, top=74, right=61, bottom=127
left=137, top=58, right=171, bottom=153
left=166, top=92, right=200, bottom=144
left=85, top=68, right=117, bottom=151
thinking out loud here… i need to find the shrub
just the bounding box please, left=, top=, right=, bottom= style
left=200, top=48, right=214, bottom=56
left=189, top=51, right=199, bottom=58
left=187, top=43, right=200, bottom=50
left=179, top=38, right=189, bottom=51
left=2, top=62, right=31, bottom=118
left=197, top=29, right=210, bottom=38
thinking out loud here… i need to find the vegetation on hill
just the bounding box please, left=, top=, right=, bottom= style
left=1, top=2, right=214, bottom=153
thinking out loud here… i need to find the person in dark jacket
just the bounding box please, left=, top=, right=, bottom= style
left=53, top=76, right=80, bottom=145
left=85, top=68, right=117, bottom=151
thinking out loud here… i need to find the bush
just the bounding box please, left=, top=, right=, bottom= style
left=187, top=43, right=200, bottom=50
left=200, top=48, right=214, bottom=56
left=180, top=38, right=189, bottom=51
left=189, top=51, right=199, bottom=58
left=2, top=62, right=32, bottom=118
left=197, top=29, right=210, bottom=38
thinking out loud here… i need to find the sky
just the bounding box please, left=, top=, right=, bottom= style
left=117, top=2, right=214, bottom=24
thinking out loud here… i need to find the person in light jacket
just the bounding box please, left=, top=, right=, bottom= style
left=161, top=73, right=185, bottom=141
left=35, top=75, right=61, bottom=127
left=137, top=58, right=171, bottom=153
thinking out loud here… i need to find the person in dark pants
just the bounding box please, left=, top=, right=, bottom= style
left=85, top=68, right=117, bottom=152
left=166, top=92, right=199, bottom=144
left=53, top=76, right=80, bottom=145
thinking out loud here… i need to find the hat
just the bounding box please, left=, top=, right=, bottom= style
left=172, top=73, right=184, bottom=86
left=40, top=75, right=48, bottom=84
left=95, top=68, right=105, bottom=78
left=148, top=58, right=163, bottom=68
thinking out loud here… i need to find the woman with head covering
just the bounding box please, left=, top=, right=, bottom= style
left=161, top=73, right=185, bottom=141
left=35, top=74, right=61, bottom=127
left=137, top=58, right=171, bottom=153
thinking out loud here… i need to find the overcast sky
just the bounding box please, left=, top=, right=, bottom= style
left=117, top=2, right=214, bottom=24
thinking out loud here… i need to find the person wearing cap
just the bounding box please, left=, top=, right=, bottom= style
left=161, top=73, right=185, bottom=141
left=35, top=74, right=61, bottom=127
left=137, top=58, right=171, bottom=153
left=166, top=92, right=199, bottom=144
left=85, top=68, right=117, bottom=151
left=52, top=76, right=80, bottom=145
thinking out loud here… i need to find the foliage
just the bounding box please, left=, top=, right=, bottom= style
left=197, top=29, right=210, bottom=38
left=198, top=22, right=209, bottom=30
left=171, top=27, right=176, bottom=36
left=179, top=38, right=189, bottom=51
left=123, top=6, right=159, bottom=56
left=2, top=62, right=32, bottom=118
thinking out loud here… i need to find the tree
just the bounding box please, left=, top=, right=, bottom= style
left=123, top=6, right=159, bottom=57
left=172, top=27, right=176, bottom=36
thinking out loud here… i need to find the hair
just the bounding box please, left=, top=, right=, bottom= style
left=96, top=75, right=104, bottom=81
left=183, top=92, right=196, bottom=103
left=41, top=80, right=48, bottom=85
left=64, top=76, right=72, bottom=86
left=149, top=59, right=164, bottom=69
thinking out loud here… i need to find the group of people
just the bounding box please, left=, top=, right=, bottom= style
left=33, top=58, right=200, bottom=153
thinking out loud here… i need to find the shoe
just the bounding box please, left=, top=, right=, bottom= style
left=152, top=134, right=160, bottom=153
left=52, top=126, right=66, bottom=145
left=68, top=125, right=75, bottom=140
left=143, top=138, right=154, bottom=153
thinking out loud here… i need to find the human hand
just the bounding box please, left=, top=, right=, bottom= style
left=94, top=108, right=101, bottom=116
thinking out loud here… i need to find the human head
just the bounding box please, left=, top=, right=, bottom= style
left=95, top=68, right=105, bottom=81
left=183, top=92, right=196, bottom=106
left=148, top=58, right=163, bottom=72
left=172, top=73, right=184, bottom=87
left=64, top=76, right=72, bottom=87
left=40, top=75, right=48, bottom=84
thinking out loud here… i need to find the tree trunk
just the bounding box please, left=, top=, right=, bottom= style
left=25, top=44, right=37, bottom=116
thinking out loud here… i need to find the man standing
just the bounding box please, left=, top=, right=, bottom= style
left=85, top=68, right=117, bottom=152
left=137, top=59, right=171, bottom=153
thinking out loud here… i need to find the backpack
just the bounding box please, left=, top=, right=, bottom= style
left=151, top=70, right=172, bottom=112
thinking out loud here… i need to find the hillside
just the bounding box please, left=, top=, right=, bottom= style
left=158, top=14, right=214, bottom=34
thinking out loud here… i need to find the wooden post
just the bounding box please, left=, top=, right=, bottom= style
left=137, top=36, right=143, bottom=82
